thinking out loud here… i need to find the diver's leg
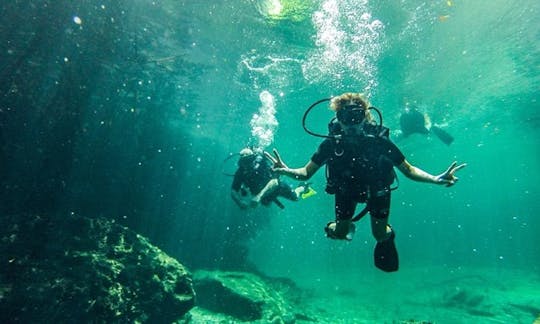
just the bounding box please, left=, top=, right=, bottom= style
left=276, top=181, right=300, bottom=202
left=251, top=178, right=279, bottom=207
left=370, top=192, right=398, bottom=272
left=325, top=193, right=356, bottom=240
left=369, top=193, right=392, bottom=241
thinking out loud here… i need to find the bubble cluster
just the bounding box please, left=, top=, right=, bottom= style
left=303, top=0, right=385, bottom=93
left=250, top=90, right=279, bottom=150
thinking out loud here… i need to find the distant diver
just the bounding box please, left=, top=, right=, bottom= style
left=399, top=108, right=454, bottom=145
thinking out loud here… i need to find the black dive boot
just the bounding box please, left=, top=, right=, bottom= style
left=374, top=230, right=399, bottom=272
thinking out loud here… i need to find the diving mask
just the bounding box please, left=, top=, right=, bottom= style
left=238, top=148, right=255, bottom=168
left=336, top=105, right=366, bottom=125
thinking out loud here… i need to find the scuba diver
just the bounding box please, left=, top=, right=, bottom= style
left=399, top=107, right=454, bottom=145
left=231, top=148, right=315, bottom=210
left=265, top=93, right=466, bottom=272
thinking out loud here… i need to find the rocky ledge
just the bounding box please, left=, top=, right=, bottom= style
left=0, top=214, right=195, bottom=323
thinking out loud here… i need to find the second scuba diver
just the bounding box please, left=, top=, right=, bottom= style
left=265, top=93, right=466, bottom=272
left=231, top=148, right=314, bottom=210
left=399, top=106, right=454, bottom=145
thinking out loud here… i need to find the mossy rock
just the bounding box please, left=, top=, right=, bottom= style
left=0, top=214, right=195, bottom=323
left=191, top=270, right=297, bottom=323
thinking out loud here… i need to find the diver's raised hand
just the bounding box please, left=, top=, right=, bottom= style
left=264, top=148, right=288, bottom=170
left=436, top=161, right=467, bottom=187
left=265, top=149, right=318, bottom=181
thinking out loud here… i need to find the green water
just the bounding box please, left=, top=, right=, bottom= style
left=184, top=1, right=540, bottom=322
left=185, top=0, right=540, bottom=273
left=2, top=0, right=539, bottom=322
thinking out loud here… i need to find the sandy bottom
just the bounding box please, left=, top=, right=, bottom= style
left=291, top=266, right=540, bottom=323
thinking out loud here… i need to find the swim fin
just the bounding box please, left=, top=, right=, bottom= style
left=374, top=230, right=399, bottom=272
left=431, top=125, right=454, bottom=146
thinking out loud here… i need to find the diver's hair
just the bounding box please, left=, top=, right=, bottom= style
left=239, top=148, right=254, bottom=158
left=330, top=93, right=374, bottom=123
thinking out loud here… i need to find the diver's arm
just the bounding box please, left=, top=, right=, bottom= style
left=397, top=160, right=439, bottom=183
left=231, top=190, right=249, bottom=209
left=275, top=160, right=320, bottom=181
left=264, top=149, right=321, bottom=181
left=397, top=160, right=466, bottom=187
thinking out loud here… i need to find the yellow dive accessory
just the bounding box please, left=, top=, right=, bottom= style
left=301, top=187, right=316, bottom=199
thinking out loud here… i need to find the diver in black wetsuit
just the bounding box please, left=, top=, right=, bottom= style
left=399, top=107, right=454, bottom=145
left=231, top=148, right=311, bottom=210
left=266, top=93, right=466, bottom=272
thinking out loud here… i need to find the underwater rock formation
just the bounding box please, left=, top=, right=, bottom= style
left=185, top=270, right=437, bottom=323
left=0, top=214, right=195, bottom=322
left=189, top=270, right=301, bottom=323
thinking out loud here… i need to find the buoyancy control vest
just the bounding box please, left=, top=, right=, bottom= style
left=324, top=119, right=398, bottom=196
left=238, top=153, right=275, bottom=193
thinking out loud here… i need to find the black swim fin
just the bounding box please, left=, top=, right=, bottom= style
left=431, top=125, right=454, bottom=146
left=374, top=231, right=399, bottom=272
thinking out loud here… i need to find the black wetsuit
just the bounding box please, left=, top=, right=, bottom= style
left=311, top=135, right=405, bottom=220
left=232, top=154, right=298, bottom=206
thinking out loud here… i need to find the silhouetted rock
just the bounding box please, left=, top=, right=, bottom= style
left=0, top=214, right=195, bottom=323
left=191, top=270, right=298, bottom=323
